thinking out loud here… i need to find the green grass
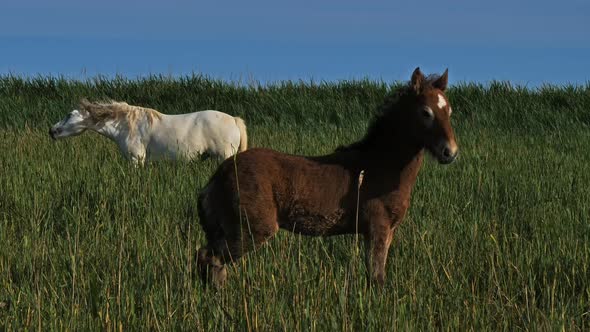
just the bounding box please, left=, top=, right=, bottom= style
left=0, top=75, right=589, bottom=330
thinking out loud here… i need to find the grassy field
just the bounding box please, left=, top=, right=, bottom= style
left=0, top=75, right=589, bottom=330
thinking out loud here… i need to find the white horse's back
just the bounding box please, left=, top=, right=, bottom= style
left=148, top=110, right=247, bottom=161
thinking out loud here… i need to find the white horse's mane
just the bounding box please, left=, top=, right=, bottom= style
left=79, top=99, right=163, bottom=132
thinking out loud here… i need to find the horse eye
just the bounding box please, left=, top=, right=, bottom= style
left=422, top=109, right=433, bottom=118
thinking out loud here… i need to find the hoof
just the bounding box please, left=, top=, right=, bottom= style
left=211, top=265, right=227, bottom=289
left=196, top=248, right=227, bottom=288
left=368, top=273, right=385, bottom=288
left=0, top=299, right=10, bottom=310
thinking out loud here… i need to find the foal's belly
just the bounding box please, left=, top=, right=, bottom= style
left=279, top=207, right=354, bottom=236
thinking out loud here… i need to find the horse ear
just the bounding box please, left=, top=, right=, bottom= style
left=411, top=67, right=424, bottom=93
left=433, top=69, right=449, bottom=91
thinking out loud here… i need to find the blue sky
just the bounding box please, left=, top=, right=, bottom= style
left=1, top=0, right=589, bottom=86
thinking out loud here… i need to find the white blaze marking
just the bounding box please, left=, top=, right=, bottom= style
left=437, top=94, right=447, bottom=109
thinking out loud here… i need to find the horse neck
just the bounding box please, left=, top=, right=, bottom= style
left=366, top=134, right=423, bottom=175
left=383, top=120, right=422, bottom=158
left=91, top=117, right=135, bottom=144
left=339, top=111, right=424, bottom=172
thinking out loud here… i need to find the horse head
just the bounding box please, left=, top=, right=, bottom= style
left=407, top=67, right=458, bottom=164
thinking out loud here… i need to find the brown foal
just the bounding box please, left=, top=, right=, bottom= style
left=196, top=68, right=458, bottom=287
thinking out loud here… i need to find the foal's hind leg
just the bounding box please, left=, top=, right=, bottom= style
left=196, top=246, right=228, bottom=288
left=217, top=206, right=280, bottom=263
left=196, top=191, right=230, bottom=288
left=198, top=205, right=279, bottom=287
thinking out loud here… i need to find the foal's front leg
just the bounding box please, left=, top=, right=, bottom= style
left=365, top=221, right=395, bottom=286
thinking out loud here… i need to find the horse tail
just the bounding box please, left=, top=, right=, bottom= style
left=233, top=117, right=248, bottom=152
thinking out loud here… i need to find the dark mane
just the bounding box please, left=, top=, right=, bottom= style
left=336, top=74, right=443, bottom=153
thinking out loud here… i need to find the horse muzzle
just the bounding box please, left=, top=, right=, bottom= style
left=437, top=150, right=458, bottom=164
left=49, top=128, right=58, bottom=140
left=438, top=143, right=458, bottom=164
left=430, top=140, right=458, bottom=164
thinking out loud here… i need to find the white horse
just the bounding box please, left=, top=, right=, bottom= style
left=49, top=99, right=248, bottom=166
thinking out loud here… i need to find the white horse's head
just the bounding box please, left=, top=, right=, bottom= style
left=49, top=109, right=90, bottom=139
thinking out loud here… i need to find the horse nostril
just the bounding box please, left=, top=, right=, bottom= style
left=443, top=147, right=452, bottom=158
